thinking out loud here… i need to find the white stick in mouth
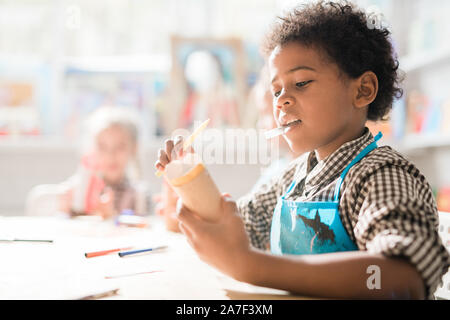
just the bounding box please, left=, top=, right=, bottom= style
left=264, top=120, right=301, bottom=140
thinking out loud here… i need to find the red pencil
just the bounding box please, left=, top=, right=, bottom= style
left=85, top=247, right=133, bottom=258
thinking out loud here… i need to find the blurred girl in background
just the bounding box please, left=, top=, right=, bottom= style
left=58, top=106, right=149, bottom=219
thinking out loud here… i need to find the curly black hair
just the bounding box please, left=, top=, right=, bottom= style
left=262, top=0, right=403, bottom=121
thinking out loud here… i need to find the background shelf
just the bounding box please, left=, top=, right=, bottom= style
left=401, top=46, right=450, bottom=74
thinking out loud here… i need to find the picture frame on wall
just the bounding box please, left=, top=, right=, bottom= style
left=163, top=36, right=247, bottom=134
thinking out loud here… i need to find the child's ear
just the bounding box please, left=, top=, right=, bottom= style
left=352, top=71, right=378, bottom=109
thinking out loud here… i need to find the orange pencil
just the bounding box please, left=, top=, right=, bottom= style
left=85, top=247, right=133, bottom=258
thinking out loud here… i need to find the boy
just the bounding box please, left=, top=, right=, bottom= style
left=156, top=1, right=450, bottom=299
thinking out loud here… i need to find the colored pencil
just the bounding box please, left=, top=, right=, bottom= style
left=78, top=288, right=120, bottom=300
left=85, top=247, right=133, bottom=258
left=118, top=245, right=167, bottom=257
left=0, top=238, right=53, bottom=243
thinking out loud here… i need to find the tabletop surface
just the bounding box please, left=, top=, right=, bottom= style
left=0, top=215, right=313, bottom=300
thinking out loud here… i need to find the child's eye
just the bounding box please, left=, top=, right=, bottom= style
left=296, top=80, right=313, bottom=88
left=273, top=90, right=281, bottom=98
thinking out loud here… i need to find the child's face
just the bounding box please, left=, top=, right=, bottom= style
left=94, top=125, right=136, bottom=183
left=269, top=42, right=364, bottom=159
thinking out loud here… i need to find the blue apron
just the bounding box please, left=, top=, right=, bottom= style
left=270, top=132, right=383, bottom=255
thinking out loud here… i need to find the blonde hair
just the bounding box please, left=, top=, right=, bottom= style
left=81, top=106, right=142, bottom=182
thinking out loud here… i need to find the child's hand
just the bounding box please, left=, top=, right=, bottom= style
left=96, top=187, right=116, bottom=220
left=176, top=194, right=252, bottom=281
left=154, top=135, right=193, bottom=172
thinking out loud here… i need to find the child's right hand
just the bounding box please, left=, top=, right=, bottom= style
left=154, top=135, right=193, bottom=172
left=96, top=187, right=116, bottom=220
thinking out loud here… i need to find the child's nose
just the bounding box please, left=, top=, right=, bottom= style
left=276, top=92, right=295, bottom=110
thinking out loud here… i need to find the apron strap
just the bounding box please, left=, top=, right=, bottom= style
left=281, top=180, right=297, bottom=200
left=333, top=132, right=382, bottom=202
left=281, top=132, right=383, bottom=201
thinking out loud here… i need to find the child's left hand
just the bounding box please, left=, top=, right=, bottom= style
left=176, top=194, right=252, bottom=281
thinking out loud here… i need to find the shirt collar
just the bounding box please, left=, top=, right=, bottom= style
left=304, top=127, right=374, bottom=191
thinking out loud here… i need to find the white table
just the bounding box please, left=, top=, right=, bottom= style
left=0, top=216, right=311, bottom=300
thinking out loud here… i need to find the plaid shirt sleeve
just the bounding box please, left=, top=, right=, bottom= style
left=348, top=161, right=450, bottom=299
left=236, top=160, right=300, bottom=250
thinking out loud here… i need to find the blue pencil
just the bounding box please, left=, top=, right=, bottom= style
left=118, top=245, right=167, bottom=257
